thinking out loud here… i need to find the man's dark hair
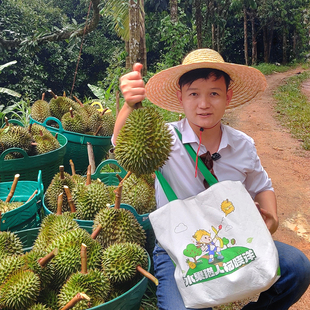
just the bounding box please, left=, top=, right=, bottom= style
left=178, top=68, right=231, bottom=90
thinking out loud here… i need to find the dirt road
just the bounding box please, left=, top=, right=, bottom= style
left=222, top=67, right=310, bottom=309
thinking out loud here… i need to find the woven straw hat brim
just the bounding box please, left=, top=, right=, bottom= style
left=145, top=62, right=267, bottom=114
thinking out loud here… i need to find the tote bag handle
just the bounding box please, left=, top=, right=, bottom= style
left=155, top=127, right=218, bottom=202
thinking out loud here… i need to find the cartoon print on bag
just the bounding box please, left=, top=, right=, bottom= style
left=182, top=199, right=257, bottom=287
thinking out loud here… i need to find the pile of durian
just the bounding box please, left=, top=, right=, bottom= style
left=44, top=163, right=156, bottom=220
left=30, top=92, right=115, bottom=137
left=0, top=207, right=154, bottom=309
left=0, top=119, right=61, bottom=160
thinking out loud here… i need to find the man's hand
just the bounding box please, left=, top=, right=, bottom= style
left=120, top=63, right=145, bottom=107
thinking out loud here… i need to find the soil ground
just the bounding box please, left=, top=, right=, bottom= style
left=217, top=67, right=310, bottom=309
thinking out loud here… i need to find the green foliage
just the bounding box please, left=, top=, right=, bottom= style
left=274, top=70, right=310, bottom=150
left=253, top=63, right=296, bottom=75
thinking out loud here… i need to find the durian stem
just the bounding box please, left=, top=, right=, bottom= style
left=113, top=183, right=123, bottom=210
left=115, top=174, right=122, bottom=183
left=28, top=123, right=33, bottom=133
left=47, top=89, right=57, bottom=99
left=90, top=224, right=102, bottom=239
left=73, top=95, right=83, bottom=107
left=4, top=117, right=9, bottom=127
left=38, top=248, right=58, bottom=267
left=69, top=107, right=74, bottom=118
left=136, top=265, right=159, bottom=286
left=94, top=125, right=102, bottom=136
left=61, top=292, right=90, bottom=310
left=26, top=190, right=38, bottom=203
left=87, top=143, right=95, bottom=174
left=179, top=114, right=183, bottom=121
left=63, top=186, right=76, bottom=212
left=134, top=101, right=143, bottom=109
left=56, top=193, right=63, bottom=215
left=55, top=133, right=58, bottom=139
left=5, top=174, right=19, bottom=202
left=80, top=243, right=88, bottom=274
left=69, top=159, right=76, bottom=175
left=86, top=164, right=92, bottom=185
left=42, top=92, right=45, bottom=100
left=59, top=165, right=65, bottom=180
left=100, top=108, right=109, bottom=116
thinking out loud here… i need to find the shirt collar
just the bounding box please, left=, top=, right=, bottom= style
left=180, top=119, right=236, bottom=151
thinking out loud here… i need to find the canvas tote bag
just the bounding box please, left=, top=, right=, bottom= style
left=149, top=129, right=280, bottom=309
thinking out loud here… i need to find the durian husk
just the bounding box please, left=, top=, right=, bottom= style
left=0, top=231, right=23, bottom=260
left=30, top=99, right=51, bottom=123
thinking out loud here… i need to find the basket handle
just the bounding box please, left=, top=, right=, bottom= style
left=0, top=148, right=29, bottom=160
left=42, top=117, right=64, bottom=133
left=36, top=170, right=44, bottom=197
left=92, top=159, right=127, bottom=179
left=1, top=119, right=24, bottom=128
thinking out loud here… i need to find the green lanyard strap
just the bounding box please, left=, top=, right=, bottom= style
left=156, top=127, right=218, bottom=202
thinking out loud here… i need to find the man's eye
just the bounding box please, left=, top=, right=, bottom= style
left=211, top=92, right=219, bottom=96
left=190, top=93, right=198, bottom=96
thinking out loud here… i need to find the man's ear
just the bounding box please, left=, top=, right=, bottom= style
left=226, top=89, right=233, bottom=107
left=176, top=90, right=183, bottom=107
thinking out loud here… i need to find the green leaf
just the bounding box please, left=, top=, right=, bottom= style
left=0, top=87, right=21, bottom=97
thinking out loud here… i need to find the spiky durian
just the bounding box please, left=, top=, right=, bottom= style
left=32, top=213, right=79, bottom=252
left=0, top=254, right=25, bottom=284
left=0, top=200, right=24, bottom=214
left=121, top=173, right=156, bottom=214
left=114, top=106, right=172, bottom=176
left=32, top=131, right=60, bottom=155
left=93, top=207, right=146, bottom=249
left=61, top=108, right=88, bottom=134
left=72, top=180, right=112, bottom=220
left=88, top=111, right=115, bottom=136
left=38, top=289, right=58, bottom=310
left=101, top=242, right=148, bottom=284
left=0, top=125, right=33, bottom=156
left=46, top=228, right=103, bottom=289
left=49, top=96, right=81, bottom=120
left=57, top=269, right=110, bottom=310
left=31, top=99, right=51, bottom=123
left=0, top=231, right=23, bottom=259
left=27, top=303, right=51, bottom=310
left=28, top=123, right=54, bottom=137
left=44, top=172, right=77, bottom=213
left=0, top=269, right=40, bottom=310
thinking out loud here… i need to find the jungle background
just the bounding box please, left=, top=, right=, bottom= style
left=1, top=0, right=310, bottom=122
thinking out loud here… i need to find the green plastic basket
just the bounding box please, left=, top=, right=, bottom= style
left=15, top=226, right=151, bottom=310
left=29, top=116, right=112, bottom=175
left=0, top=126, right=67, bottom=191
left=0, top=171, right=43, bottom=232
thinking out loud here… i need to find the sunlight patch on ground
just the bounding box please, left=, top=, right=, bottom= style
left=283, top=213, right=310, bottom=243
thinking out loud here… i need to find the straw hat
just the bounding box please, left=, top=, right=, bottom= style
left=145, top=48, right=267, bottom=113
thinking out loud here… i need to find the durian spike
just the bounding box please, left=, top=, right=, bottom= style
left=59, top=165, right=65, bottom=180
left=86, top=165, right=92, bottom=185
left=73, top=95, right=83, bottom=107
left=26, top=190, right=38, bottom=203
left=47, top=89, right=57, bottom=99
left=61, top=292, right=90, bottom=310
left=94, top=125, right=102, bottom=136
left=63, top=186, right=76, bottom=212
left=4, top=117, right=9, bottom=127
left=41, top=92, right=45, bottom=100
left=90, top=224, right=102, bottom=240
left=56, top=193, right=63, bottom=215
left=69, top=159, right=76, bottom=175
left=80, top=243, right=87, bottom=274
left=38, top=248, right=59, bottom=267
left=69, top=107, right=74, bottom=118
left=5, top=174, right=20, bottom=202
left=87, top=143, right=95, bottom=174
left=136, top=265, right=159, bottom=286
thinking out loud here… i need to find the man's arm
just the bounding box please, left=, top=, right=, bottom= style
left=254, top=190, right=279, bottom=235
left=112, top=63, right=145, bottom=144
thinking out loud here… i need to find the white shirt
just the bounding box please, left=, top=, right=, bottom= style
left=155, top=118, right=273, bottom=208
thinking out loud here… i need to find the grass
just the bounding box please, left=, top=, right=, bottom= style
left=273, top=69, right=310, bottom=150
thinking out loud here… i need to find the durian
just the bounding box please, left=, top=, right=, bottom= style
left=27, top=303, right=51, bottom=310
left=49, top=95, right=81, bottom=120
left=114, top=106, right=172, bottom=176
left=61, top=107, right=88, bottom=134
left=0, top=200, right=24, bottom=214
left=101, top=242, right=148, bottom=284
left=88, top=110, right=115, bottom=136
left=30, top=93, right=51, bottom=123
left=32, top=130, right=60, bottom=154
left=0, top=231, right=23, bottom=259
left=92, top=207, right=146, bottom=249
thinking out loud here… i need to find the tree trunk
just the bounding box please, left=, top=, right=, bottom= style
left=293, top=28, right=297, bottom=59
left=243, top=7, right=248, bottom=65
left=212, top=24, right=215, bottom=50
left=263, top=26, right=269, bottom=63
left=170, top=0, right=178, bottom=23
left=129, top=0, right=140, bottom=69
left=138, top=0, right=147, bottom=76
left=195, top=0, right=203, bottom=48
left=251, top=14, right=257, bottom=65
left=282, top=25, right=287, bottom=65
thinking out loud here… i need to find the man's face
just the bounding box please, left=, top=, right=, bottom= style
left=177, top=76, right=232, bottom=131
